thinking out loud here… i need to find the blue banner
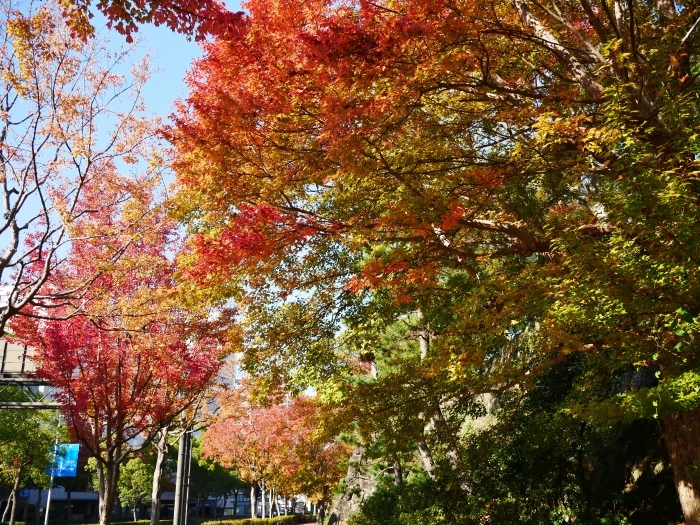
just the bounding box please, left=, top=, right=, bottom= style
left=46, top=444, right=79, bottom=477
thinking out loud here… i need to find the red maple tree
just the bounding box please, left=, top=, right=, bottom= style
left=203, top=390, right=348, bottom=520
left=12, top=199, right=231, bottom=525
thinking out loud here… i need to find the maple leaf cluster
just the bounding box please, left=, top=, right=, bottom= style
left=60, top=0, right=245, bottom=41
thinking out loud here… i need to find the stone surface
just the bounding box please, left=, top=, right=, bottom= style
left=327, top=446, right=378, bottom=525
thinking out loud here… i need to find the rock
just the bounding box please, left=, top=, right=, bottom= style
left=327, top=446, right=377, bottom=525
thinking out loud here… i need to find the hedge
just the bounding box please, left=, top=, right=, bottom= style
left=201, top=515, right=316, bottom=525
left=111, top=521, right=173, bottom=525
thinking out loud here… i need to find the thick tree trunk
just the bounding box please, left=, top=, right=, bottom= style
left=415, top=311, right=465, bottom=486
left=97, top=456, right=121, bottom=525
left=150, top=430, right=168, bottom=525
left=416, top=439, right=436, bottom=479
left=416, top=310, right=437, bottom=479
left=663, top=408, right=700, bottom=525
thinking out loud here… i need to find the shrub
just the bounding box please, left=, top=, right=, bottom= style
left=201, top=514, right=316, bottom=525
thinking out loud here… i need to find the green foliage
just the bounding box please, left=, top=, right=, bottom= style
left=188, top=437, right=246, bottom=501
left=169, top=0, right=700, bottom=520
left=348, top=358, right=683, bottom=525
left=347, top=475, right=454, bottom=525
left=0, top=387, right=58, bottom=491
left=118, top=458, right=155, bottom=509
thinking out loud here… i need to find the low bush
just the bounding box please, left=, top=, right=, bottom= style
left=201, top=514, right=315, bottom=525
left=111, top=520, right=173, bottom=525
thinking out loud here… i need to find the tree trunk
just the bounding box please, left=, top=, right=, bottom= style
left=416, top=310, right=437, bottom=480
left=664, top=408, right=700, bottom=525
left=2, top=491, right=14, bottom=522
left=249, top=483, right=257, bottom=520
left=415, top=311, right=464, bottom=485
left=268, top=488, right=273, bottom=518
left=393, top=461, right=403, bottom=487
left=261, top=482, right=266, bottom=519
left=35, top=488, right=42, bottom=525
left=67, top=485, right=72, bottom=522
left=316, top=495, right=327, bottom=525
left=133, top=508, right=138, bottom=522
left=9, top=465, right=22, bottom=525
left=150, top=430, right=168, bottom=525
left=96, top=456, right=121, bottom=525
left=232, top=491, right=238, bottom=518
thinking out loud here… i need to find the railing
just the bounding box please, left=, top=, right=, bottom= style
left=0, top=340, right=60, bottom=409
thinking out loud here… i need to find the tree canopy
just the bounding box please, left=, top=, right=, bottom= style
left=167, top=0, right=700, bottom=523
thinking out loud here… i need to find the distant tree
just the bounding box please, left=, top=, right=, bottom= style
left=0, top=389, right=56, bottom=525
left=280, top=398, right=350, bottom=525
left=118, top=459, right=154, bottom=522
left=188, top=438, right=245, bottom=517
left=202, top=391, right=284, bottom=521
left=204, top=389, right=348, bottom=522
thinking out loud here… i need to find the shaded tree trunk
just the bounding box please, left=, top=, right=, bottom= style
left=35, top=488, right=42, bottom=525
left=2, top=491, right=14, bottom=522
left=150, top=430, right=169, bottom=525
left=96, top=453, right=121, bottom=525
left=416, top=310, right=438, bottom=479
left=66, top=485, right=72, bottom=522
left=664, top=408, right=700, bottom=525
left=317, top=488, right=329, bottom=525
left=415, top=310, right=465, bottom=486
left=393, top=461, right=403, bottom=487
left=8, top=465, right=22, bottom=525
